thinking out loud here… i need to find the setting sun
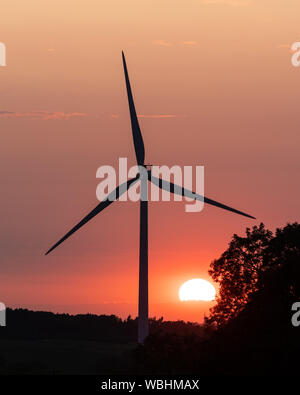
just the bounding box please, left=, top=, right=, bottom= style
left=179, top=279, right=216, bottom=302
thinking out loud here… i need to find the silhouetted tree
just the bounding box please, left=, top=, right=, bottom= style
left=257, top=222, right=300, bottom=306
left=207, top=223, right=272, bottom=326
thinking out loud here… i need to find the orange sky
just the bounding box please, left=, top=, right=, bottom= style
left=1, top=0, right=300, bottom=322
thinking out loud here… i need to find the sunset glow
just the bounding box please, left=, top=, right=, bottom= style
left=1, top=0, right=299, bottom=323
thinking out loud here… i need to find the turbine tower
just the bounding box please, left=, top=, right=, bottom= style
left=46, top=52, right=255, bottom=343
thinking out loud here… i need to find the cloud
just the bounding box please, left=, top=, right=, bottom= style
left=137, top=114, right=187, bottom=119
left=183, top=41, right=197, bottom=46
left=153, top=40, right=173, bottom=47
left=111, top=113, right=187, bottom=119
left=200, top=0, right=250, bottom=6
left=277, top=44, right=295, bottom=54
left=110, top=114, right=119, bottom=119
left=153, top=40, right=198, bottom=47
left=0, top=111, right=87, bottom=120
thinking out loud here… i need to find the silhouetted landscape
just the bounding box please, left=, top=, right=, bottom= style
left=1, top=222, right=299, bottom=375
left=0, top=309, right=205, bottom=374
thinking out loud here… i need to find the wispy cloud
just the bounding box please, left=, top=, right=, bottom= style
left=183, top=41, right=198, bottom=46
left=0, top=111, right=87, bottom=120
left=200, top=0, right=250, bottom=6
left=278, top=43, right=293, bottom=51
left=153, top=40, right=173, bottom=47
left=111, top=113, right=187, bottom=119
left=137, top=114, right=187, bottom=119
left=153, top=40, right=198, bottom=47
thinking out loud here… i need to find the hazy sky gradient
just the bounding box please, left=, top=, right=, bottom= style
left=1, top=0, right=300, bottom=321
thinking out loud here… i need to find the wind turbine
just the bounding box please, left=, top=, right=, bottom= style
left=46, top=52, right=255, bottom=343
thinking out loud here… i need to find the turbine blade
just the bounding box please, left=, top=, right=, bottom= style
left=149, top=172, right=255, bottom=219
left=45, top=176, right=139, bottom=255
left=122, top=51, right=145, bottom=165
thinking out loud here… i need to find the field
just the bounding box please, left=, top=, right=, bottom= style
left=0, top=339, right=136, bottom=374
